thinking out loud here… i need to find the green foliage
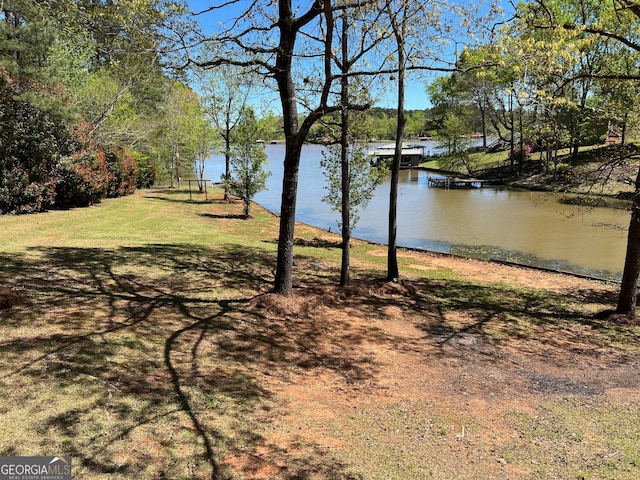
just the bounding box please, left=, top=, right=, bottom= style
left=317, top=108, right=386, bottom=231
left=554, top=162, right=572, bottom=176
left=436, top=112, right=475, bottom=174
left=426, top=71, right=486, bottom=136
left=104, top=148, right=139, bottom=198
left=224, top=108, right=271, bottom=217
left=0, top=167, right=57, bottom=215
left=320, top=144, right=386, bottom=230
left=0, top=6, right=59, bottom=88
left=404, top=110, right=428, bottom=137
left=324, top=148, right=378, bottom=228
left=192, top=114, right=216, bottom=187
left=134, top=154, right=158, bottom=189
left=310, top=107, right=432, bottom=142
left=257, top=111, right=279, bottom=143
left=460, top=0, right=640, bottom=163
left=508, top=144, right=533, bottom=164
left=55, top=150, right=110, bottom=208
left=0, top=58, right=144, bottom=214
left=0, top=0, right=189, bottom=212
left=0, top=68, right=76, bottom=214
left=40, top=144, right=143, bottom=211
left=155, top=81, right=211, bottom=186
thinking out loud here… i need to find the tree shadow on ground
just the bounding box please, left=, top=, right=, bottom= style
left=144, top=189, right=238, bottom=207
left=0, top=244, right=372, bottom=479
left=293, top=237, right=342, bottom=249
left=291, top=270, right=640, bottom=403
left=261, top=237, right=342, bottom=249
left=145, top=195, right=216, bottom=205
left=1, top=247, right=637, bottom=478
left=200, top=213, right=248, bottom=220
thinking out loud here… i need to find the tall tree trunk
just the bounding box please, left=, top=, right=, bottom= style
left=273, top=5, right=300, bottom=296
left=518, top=104, right=524, bottom=175
left=170, top=143, right=177, bottom=188
left=387, top=25, right=406, bottom=281
left=176, top=147, right=181, bottom=188
left=224, top=132, right=231, bottom=201
left=274, top=138, right=304, bottom=295
left=509, top=91, right=515, bottom=171
left=479, top=102, right=487, bottom=149
left=616, top=165, right=640, bottom=317
left=570, top=112, right=580, bottom=162
left=271, top=0, right=325, bottom=296
left=223, top=92, right=236, bottom=201
left=3, top=9, right=20, bottom=61
left=568, top=118, right=577, bottom=163
left=340, top=9, right=351, bottom=287
left=571, top=85, right=590, bottom=162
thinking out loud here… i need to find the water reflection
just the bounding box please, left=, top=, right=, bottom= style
left=205, top=143, right=629, bottom=280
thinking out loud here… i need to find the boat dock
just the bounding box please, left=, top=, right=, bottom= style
left=370, top=143, right=428, bottom=169
left=427, top=177, right=500, bottom=189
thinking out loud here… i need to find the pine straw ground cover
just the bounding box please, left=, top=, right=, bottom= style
left=0, top=187, right=639, bottom=479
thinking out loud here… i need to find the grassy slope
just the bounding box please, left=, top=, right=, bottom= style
left=0, top=188, right=639, bottom=479
left=424, top=143, right=638, bottom=201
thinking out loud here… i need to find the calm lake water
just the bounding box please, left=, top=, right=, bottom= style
left=205, top=142, right=630, bottom=280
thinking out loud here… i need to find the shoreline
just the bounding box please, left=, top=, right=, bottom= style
left=254, top=201, right=624, bottom=284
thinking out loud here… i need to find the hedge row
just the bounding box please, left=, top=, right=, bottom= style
left=0, top=147, right=157, bottom=215
left=0, top=69, right=157, bottom=215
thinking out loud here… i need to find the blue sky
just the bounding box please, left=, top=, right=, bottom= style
left=186, top=0, right=513, bottom=111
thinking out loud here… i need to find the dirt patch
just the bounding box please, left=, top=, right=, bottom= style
left=250, top=292, right=323, bottom=318
left=1, top=228, right=638, bottom=479
left=0, top=287, right=25, bottom=310
left=239, top=260, right=640, bottom=479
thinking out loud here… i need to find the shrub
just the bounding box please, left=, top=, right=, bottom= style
left=55, top=147, right=140, bottom=208
left=104, top=147, right=139, bottom=198
left=54, top=150, right=109, bottom=208
left=0, top=165, right=57, bottom=214
left=120, top=151, right=139, bottom=196
left=509, top=144, right=533, bottom=163
left=134, top=154, right=157, bottom=189
left=554, top=162, right=572, bottom=176
left=0, top=69, right=76, bottom=214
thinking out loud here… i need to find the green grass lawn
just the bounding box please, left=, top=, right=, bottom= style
left=1, top=187, right=639, bottom=479
left=422, top=143, right=617, bottom=176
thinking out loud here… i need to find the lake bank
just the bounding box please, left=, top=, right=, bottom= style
left=1, top=187, right=638, bottom=479
left=205, top=142, right=630, bottom=280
